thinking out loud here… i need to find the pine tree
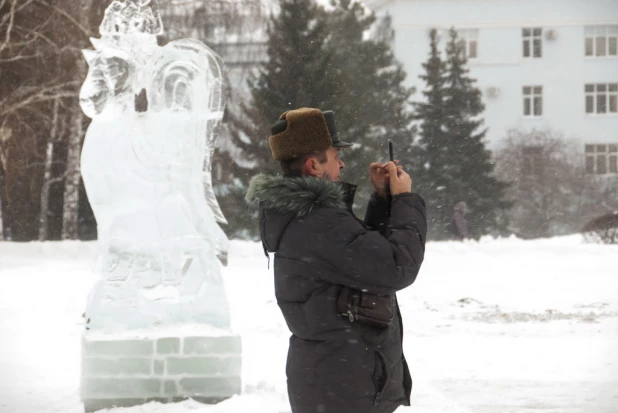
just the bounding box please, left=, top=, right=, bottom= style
left=413, top=28, right=510, bottom=240
left=443, top=28, right=510, bottom=239
left=322, top=0, right=415, bottom=207
left=219, top=0, right=415, bottom=238
left=217, top=0, right=332, bottom=238
left=411, top=29, right=451, bottom=239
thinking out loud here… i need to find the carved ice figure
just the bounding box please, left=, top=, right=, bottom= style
left=79, top=0, right=230, bottom=331
left=99, top=0, right=163, bottom=36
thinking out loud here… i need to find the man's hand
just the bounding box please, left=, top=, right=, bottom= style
left=385, top=162, right=411, bottom=195
left=369, top=162, right=389, bottom=198
left=370, top=161, right=404, bottom=199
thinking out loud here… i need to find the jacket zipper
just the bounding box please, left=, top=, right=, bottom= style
left=373, top=351, right=391, bottom=406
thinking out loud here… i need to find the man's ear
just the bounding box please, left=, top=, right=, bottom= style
left=305, top=157, right=320, bottom=177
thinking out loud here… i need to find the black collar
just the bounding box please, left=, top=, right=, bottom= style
left=338, top=181, right=357, bottom=213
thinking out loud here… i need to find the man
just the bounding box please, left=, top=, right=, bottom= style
left=452, top=201, right=469, bottom=240
left=246, top=108, right=427, bottom=413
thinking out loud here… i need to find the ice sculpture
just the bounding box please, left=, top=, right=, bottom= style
left=80, top=0, right=230, bottom=331
left=79, top=4, right=241, bottom=410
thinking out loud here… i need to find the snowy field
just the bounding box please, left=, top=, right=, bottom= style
left=1, top=236, right=617, bottom=413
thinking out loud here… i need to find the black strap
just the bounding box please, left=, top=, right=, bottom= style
left=262, top=241, right=270, bottom=269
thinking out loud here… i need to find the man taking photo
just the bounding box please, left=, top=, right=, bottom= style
left=246, top=107, right=427, bottom=413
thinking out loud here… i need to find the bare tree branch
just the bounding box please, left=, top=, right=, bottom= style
left=7, top=18, right=60, bottom=52
left=0, top=0, right=17, bottom=55
left=0, top=53, right=41, bottom=63
left=0, top=81, right=80, bottom=118
left=495, top=128, right=618, bottom=238
left=35, top=0, right=95, bottom=38
left=48, top=172, right=68, bottom=185
left=27, top=160, right=68, bottom=168
left=0, top=0, right=37, bottom=33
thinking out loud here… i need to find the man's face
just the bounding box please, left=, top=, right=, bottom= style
left=310, top=147, right=345, bottom=181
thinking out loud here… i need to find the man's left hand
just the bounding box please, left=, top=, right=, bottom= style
left=369, top=161, right=399, bottom=199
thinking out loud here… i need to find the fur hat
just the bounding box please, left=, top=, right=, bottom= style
left=268, top=108, right=352, bottom=161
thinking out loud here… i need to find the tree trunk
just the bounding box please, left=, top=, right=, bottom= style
left=62, top=106, right=83, bottom=240
left=61, top=0, right=93, bottom=241
left=39, top=99, right=60, bottom=241
left=0, top=181, right=4, bottom=241
left=0, top=128, right=6, bottom=241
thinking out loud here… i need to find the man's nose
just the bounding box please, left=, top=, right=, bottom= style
left=339, top=159, right=345, bottom=169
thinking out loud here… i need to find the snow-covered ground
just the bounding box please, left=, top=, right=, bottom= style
left=0, top=236, right=617, bottom=413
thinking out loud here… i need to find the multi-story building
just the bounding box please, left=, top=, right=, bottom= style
left=365, top=0, right=618, bottom=176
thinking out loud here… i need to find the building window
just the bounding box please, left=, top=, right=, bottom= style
left=523, top=86, right=543, bottom=117
left=585, top=26, right=618, bottom=57
left=586, top=144, right=618, bottom=174
left=585, top=83, right=618, bottom=114
left=523, top=27, right=542, bottom=58
left=456, top=29, right=479, bottom=59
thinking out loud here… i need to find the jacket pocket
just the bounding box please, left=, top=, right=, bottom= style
left=372, top=350, right=391, bottom=406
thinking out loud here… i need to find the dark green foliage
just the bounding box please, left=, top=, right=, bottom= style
left=412, top=28, right=510, bottom=240
left=410, top=29, right=448, bottom=239
left=217, top=0, right=331, bottom=239
left=220, top=0, right=415, bottom=238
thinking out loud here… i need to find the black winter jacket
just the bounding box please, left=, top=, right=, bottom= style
left=246, top=174, right=427, bottom=413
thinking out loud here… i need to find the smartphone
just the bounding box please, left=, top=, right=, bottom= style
left=386, top=139, right=394, bottom=203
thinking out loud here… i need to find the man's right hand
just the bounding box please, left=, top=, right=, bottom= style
left=385, top=162, right=412, bottom=195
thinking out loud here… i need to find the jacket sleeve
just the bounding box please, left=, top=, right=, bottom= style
left=363, top=192, right=390, bottom=237
left=309, top=192, right=427, bottom=294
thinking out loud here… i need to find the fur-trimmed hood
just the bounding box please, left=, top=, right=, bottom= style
left=246, top=174, right=349, bottom=216
left=246, top=174, right=356, bottom=252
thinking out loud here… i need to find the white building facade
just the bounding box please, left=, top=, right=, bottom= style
left=366, top=0, right=618, bottom=175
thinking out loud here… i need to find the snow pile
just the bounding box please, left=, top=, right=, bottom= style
left=0, top=235, right=616, bottom=413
